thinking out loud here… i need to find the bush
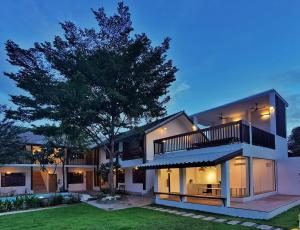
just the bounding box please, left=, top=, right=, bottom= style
left=65, top=194, right=81, bottom=204
left=24, top=195, right=42, bottom=209
left=49, top=195, right=64, bottom=206
left=13, top=196, right=26, bottom=210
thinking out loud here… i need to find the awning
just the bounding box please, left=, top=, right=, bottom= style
left=138, top=147, right=243, bottom=169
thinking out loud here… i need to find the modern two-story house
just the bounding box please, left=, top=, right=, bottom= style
left=138, top=89, right=300, bottom=219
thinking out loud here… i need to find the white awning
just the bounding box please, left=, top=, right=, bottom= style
left=139, top=146, right=243, bottom=169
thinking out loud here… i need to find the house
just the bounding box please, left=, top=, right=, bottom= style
left=0, top=132, right=99, bottom=195
left=138, top=89, right=300, bottom=219
left=1, top=89, right=300, bottom=220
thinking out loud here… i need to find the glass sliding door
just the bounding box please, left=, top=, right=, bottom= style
left=230, top=157, right=249, bottom=197
left=253, top=158, right=276, bottom=195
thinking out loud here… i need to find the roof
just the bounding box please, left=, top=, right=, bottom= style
left=109, top=111, right=192, bottom=143
left=138, top=146, right=243, bottom=169
left=191, top=89, right=288, bottom=119
left=19, top=132, right=47, bottom=145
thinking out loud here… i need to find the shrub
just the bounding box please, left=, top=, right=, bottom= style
left=13, top=196, right=26, bottom=210
left=49, top=194, right=64, bottom=206
left=65, top=194, right=81, bottom=204
left=24, top=195, right=42, bottom=209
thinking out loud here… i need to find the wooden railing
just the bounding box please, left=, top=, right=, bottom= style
left=154, top=121, right=250, bottom=154
left=120, top=147, right=143, bottom=161
left=252, top=126, right=275, bottom=149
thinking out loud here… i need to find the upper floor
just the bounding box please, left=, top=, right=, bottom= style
left=153, top=90, right=288, bottom=160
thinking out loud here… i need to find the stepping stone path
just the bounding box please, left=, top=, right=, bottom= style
left=143, top=206, right=283, bottom=230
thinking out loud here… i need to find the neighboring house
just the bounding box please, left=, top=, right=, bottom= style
left=0, top=132, right=99, bottom=195
left=139, top=89, right=300, bottom=219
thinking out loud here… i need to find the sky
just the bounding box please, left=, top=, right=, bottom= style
left=0, top=0, right=300, bottom=133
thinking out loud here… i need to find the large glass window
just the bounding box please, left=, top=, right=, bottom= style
left=1, top=173, right=26, bottom=187
left=230, top=157, right=249, bottom=197
left=67, top=172, right=84, bottom=184
left=253, top=158, right=275, bottom=195
left=158, top=168, right=180, bottom=193
left=185, top=166, right=221, bottom=196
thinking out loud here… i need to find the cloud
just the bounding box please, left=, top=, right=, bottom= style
left=170, top=81, right=190, bottom=98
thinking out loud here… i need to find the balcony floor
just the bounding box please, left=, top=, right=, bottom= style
left=231, top=194, right=300, bottom=212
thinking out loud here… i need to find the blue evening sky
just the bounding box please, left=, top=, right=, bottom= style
left=0, top=0, right=300, bottom=133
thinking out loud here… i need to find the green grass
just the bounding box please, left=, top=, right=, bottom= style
left=152, top=204, right=300, bottom=229
left=0, top=203, right=253, bottom=230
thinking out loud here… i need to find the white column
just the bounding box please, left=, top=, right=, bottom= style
left=249, top=157, right=254, bottom=197
left=221, top=161, right=230, bottom=207
left=179, top=168, right=186, bottom=202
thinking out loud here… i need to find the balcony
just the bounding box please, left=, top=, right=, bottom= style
left=119, top=147, right=143, bottom=161
left=154, top=120, right=275, bottom=154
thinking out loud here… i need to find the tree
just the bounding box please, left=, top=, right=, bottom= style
left=0, top=105, right=29, bottom=164
left=4, top=2, right=177, bottom=194
left=288, top=126, right=300, bottom=157
left=33, top=125, right=91, bottom=191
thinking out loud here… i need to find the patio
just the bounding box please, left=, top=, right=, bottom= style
left=86, top=195, right=153, bottom=211
left=231, top=194, right=300, bottom=212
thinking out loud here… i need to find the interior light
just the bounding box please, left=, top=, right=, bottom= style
left=261, top=113, right=270, bottom=120
left=6, top=171, right=11, bottom=175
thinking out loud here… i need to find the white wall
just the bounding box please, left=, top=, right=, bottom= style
left=124, top=167, right=144, bottom=193
left=145, top=114, right=193, bottom=161
left=278, top=157, right=300, bottom=195
left=0, top=166, right=32, bottom=195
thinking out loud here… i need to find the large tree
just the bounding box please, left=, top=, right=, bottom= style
left=288, top=126, right=300, bottom=157
left=0, top=105, right=29, bottom=164
left=4, top=2, right=177, bottom=194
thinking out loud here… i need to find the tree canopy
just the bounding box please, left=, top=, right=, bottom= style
left=288, top=126, right=300, bottom=156
left=4, top=2, right=177, bottom=193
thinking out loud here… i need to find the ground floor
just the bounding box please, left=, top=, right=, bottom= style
left=149, top=154, right=300, bottom=219
left=0, top=165, right=99, bottom=196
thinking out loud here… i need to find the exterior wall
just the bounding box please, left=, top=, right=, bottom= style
left=0, top=166, right=32, bottom=195
left=145, top=115, right=194, bottom=161
left=277, top=157, right=300, bottom=195
left=123, top=167, right=144, bottom=194
left=67, top=167, right=93, bottom=192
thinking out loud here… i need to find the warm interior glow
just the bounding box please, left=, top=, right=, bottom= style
left=206, top=169, right=217, bottom=183
left=261, top=113, right=270, bottom=120
left=6, top=171, right=11, bottom=175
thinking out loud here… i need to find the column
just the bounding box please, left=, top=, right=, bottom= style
left=179, top=168, right=186, bottom=202
left=221, top=161, right=230, bottom=207
left=248, top=157, right=254, bottom=197
left=154, top=169, right=159, bottom=201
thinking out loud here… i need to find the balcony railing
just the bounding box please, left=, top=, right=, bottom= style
left=154, top=120, right=275, bottom=154
left=120, top=147, right=143, bottom=161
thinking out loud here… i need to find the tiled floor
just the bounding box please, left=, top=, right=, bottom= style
left=231, top=194, right=300, bottom=212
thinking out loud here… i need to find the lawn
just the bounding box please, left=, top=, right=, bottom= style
left=0, top=203, right=252, bottom=230
left=0, top=203, right=299, bottom=230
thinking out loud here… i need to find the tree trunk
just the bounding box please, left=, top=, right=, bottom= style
left=62, top=161, right=66, bottom=191
left=108, top=138, right=115, bottom=195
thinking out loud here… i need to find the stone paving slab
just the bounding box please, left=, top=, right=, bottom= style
left=202, top=216, right=216, bottom=221
left=241, top=222, right=257, bottom=227
left=181, top=213, right=195, bottom=217
left=191, top=214, right=205, bottom=219
left=256, top=225, right=273, bottom=230
left=214, top=218, right=227, bottom=223
left=227, top=220, right=241, bottom=225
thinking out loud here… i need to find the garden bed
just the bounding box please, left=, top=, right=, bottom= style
left=0, top=193, right=81, bottom=213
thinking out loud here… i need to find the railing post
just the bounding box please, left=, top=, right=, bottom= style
left=249, top=123, right=253, bottom=145
left=239, top=121, right=243, bottom=142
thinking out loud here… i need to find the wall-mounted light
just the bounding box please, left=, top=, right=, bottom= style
left=167, top=169, right=172, bottom=174
left=192, top=125, right=197, bottom=131
left=6, top=171, right=11, bottom=175
left=261, top=113, right=271, bottom=120
left=269, top=106, right=275, bottom=113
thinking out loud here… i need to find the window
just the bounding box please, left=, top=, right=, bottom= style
left=67, top=172, right=84, bottom=184
left=1, top=173, right=26, bottom=187
left=117, top=169, right=125, bottom=183
left=276, top=95, right=287, bottom=138
left=230, top=157, right=249, bottom=197
left=253, top=158, right=276, bottom=195
left=132, top=168, right=145, bottom=184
